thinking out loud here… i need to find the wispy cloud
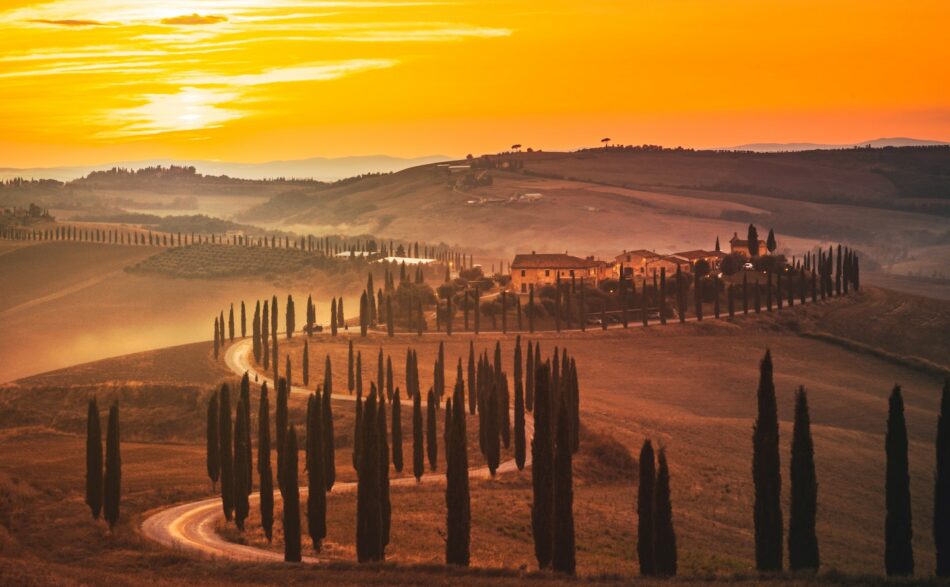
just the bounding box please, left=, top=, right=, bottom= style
left=27, top=18, right=108, bottom=26
left=172, top=59, right=397, bottom=87
left=161, top=14, right=228, bottom=25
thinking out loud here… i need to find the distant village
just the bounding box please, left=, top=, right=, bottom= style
left=508, top=230, right=776, bottom=293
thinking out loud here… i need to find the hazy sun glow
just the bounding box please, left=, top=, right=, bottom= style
left=0, top=0, right=948, bottom=166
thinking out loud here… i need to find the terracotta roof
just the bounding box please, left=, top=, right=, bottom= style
left=674, top=249, right=727, bottom=260
left=511, top=253, right=596, bottom=270
left=614, top=249, right=660, bottom=261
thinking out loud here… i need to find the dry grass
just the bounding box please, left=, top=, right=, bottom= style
left=0, top=292, right=946, bottom=583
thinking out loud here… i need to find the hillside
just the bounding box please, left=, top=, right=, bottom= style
left=235, top=149, right=950, bottom=289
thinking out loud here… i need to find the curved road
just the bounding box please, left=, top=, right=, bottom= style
left=141, top=337, right=534, bottom=563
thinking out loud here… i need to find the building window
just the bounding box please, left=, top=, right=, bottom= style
left=521, top=283, right=527, bottom=293
left=521, top=269, right=526, bottom=277
left=545, top=270, right=550, bottom=277
left=569, top=270, right=575, bottom=277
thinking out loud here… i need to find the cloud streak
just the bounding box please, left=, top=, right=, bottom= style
left=161, top=14, right=228, bottom=25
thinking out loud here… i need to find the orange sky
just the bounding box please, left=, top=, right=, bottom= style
left=0, top=0, right=947, bottom=167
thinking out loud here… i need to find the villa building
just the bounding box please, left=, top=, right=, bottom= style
left=510, top=252, right=600, bottom=293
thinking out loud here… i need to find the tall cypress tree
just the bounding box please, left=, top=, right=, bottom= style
left=206, top=393, right=219, bottom=493
left=446, top=374, right=471, bottom=566
left=307, top=391, right=327, bottom=552
left=303, top=339, right=310, bottom=386
left=392, top=388, right=404, bottom=473
left=377, top=387, right=391, bottom=550
left=103, top=401, right=121, bottom=529
left=526, top=340, right=535, bottom=412
left=654, top=447, right=677, bottom=576
left=322, top=357, right=335, bottom=491
left=240, top=372, right=251, bottom=495
left=532, top=363, right=554, bottom=569
left=354, top=382, right=363, bottom=472
left=936, top=379, right=950, bottom=577
left=219, top=384, right=234, bottom=521
left=259, top=382, right=274, bottom=541
left=413, top=384, right=424, bottom=481
left=427, top=388, right=438, bottom=471
left=515, top=364, right=526, bottom=470
left=331, top=298, right=338, bottom=336
left=789, top=386, right=819, bottom=571
left=348, top=340, right=355, bottom=395
left=885, top=385, right=914, bottom=576
left=553, top=400, right=576, bottom=575
left=241, top=300, right=246, bottom=338
left=468, top=341, right=477, bottom=415
left=283, top=426, right=302, bottom=562
left=276, top=378, right=288, bottom=494
left=253, top=301, right=261, bottom=362
left=263, top=300, right=270, bottom=369
left=86, top=397, right=103, bottom=518
left=356, top=392, right=383, bottom=562
left=638, top=439, right=656, bottom=576
left=228, top=304, right=235, bottom=341
left=753, top=350, right=782, bottom=571
left=213, top=316, right=220, bottom=359
left=233, top=398, right=250, bottom=531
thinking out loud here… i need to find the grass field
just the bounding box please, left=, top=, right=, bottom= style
left=1, top=291, right=946, bottom=583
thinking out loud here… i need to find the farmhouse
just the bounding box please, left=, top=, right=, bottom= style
left=613, top=249, right=660, bottom=278
left=729, top=232, right=760, bottom=257
left=644, top=254, right=691, bottom=275
left=510, top=252, right=600, bottom=293
left=673, top=249, right=728, bottom=272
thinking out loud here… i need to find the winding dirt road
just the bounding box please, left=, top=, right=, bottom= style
left=141, top=337, right=533, bottom=563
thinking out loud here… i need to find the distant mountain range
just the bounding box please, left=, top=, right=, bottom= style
left=0, top=154, right=453, bottom=182
left=724, top=137, right=948, bottom=153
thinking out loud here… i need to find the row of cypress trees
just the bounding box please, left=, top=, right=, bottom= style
left=85, top=398, right=121, bottom=529
left=753, top=352, right=949, bottom=577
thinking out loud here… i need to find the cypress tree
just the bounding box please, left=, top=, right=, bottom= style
left=276, top=378, right=288, bottom=493
left=228, top=304, right=235, bottom=341
left=283, top=426, right=302, bottom=562
left=303, top=339, right=309, bottom=386
left=331, top=298, right=338, bottom=336
left=485, top=374, right=500, bottom=476
left=393, top=388, right=404, bottom=472
left=553, top=400, right=576, bottom=575
left=515, top=362, right=526, bottom=470
left=526, top=340, right=535, bottom=412
left=348, top=340, right=355, bottom=394
left=386, top=355, right=394, bottom=401
left=206, top=393, right=219, bottom=493
left=427, top=388, right=438, bottom=471
left=468, top=341, right=477, bottom=415
left=219, top=384, right=234, bottom=521
left=360, top=291, right=368, bottom=336
left=354, top=382, right=363, bottom=472
left=338, top=296, right=346, bottom=330
left=86, top=397, right=103, bottom=518
left=446, top=374, right=471, bottom=566
left=753, top=350, right=783, bottom=571
left=263, top=300, right=270, bottom=369
left=743, top=272, right=749, bottom=314
left=638, top=439, right=656, bottom=576
left=532, top=363, right=554, bottom=569
left=413, top=384, right=424, bottom=481
left=259, top=382, right=274, bottom=541
left=885, top=385, right=914, bottom=576
left=253, top=301, right=261, bottom=362
left=307, top=391, right=327, bottom=552
left=233, top=398, right=250, bottom=531
left=654, top=447, right=677, bottom=576
left=936, top=379, right=950, bottom=577
left=694, top=270, right=703, bottom=321
left=660, top=268, right=667, bottom=324
left=213, top=316, right=220, bottom=359
left=789, top=387, right=819, bottom=571
left=240, top=372, right=251, bottom=494
left=387, top=296, right=394, bottom=336
left=322, top=356, right=336, bottom=491
left=377, top=387, right=391, bottom=550
left=356, top=393, right=384, bottom=562
left=529, top=286, right=535, bottom=333
left=103, top=402, right=121, bottom=529
left=240, top=300, right=246, bottom=338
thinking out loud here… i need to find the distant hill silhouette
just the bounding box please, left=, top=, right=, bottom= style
left=724, top=137, right=948, bottom=152
left=0, top=154, right=452, bottom=183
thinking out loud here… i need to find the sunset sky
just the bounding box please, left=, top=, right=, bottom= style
left=1, top=0, right=948, bottom=167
